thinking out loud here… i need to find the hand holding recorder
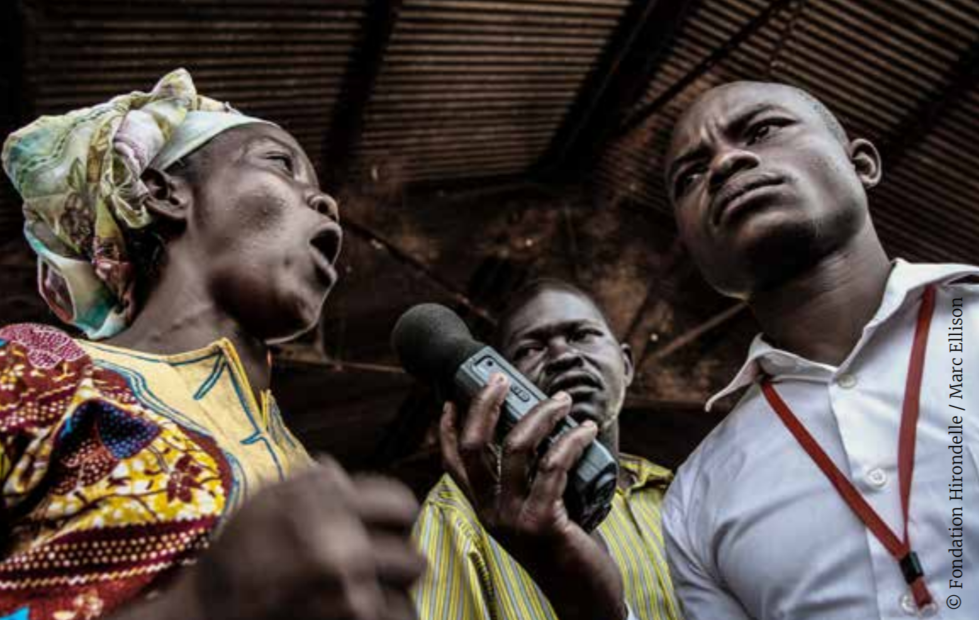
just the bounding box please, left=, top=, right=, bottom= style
left=393, top=304, right=627, bottom=620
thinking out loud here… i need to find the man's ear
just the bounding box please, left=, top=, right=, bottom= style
left=141, top=168, right=193, bottom=224
left=620, top=342, right=635, bottom=389
left=849, top=138, right=883, bottom=190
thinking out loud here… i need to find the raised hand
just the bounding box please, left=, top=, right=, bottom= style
left=131, top=457, right=425, bottom=620
left=440, top=373, right=626, bottom=620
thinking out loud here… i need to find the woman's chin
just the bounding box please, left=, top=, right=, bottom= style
left=253, top=291, right=329, bottom=345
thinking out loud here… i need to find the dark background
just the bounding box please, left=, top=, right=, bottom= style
left=2, top=0, right=977, bottom=496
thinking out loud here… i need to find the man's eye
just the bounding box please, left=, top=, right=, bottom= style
left=513, top=345, right=541, bottom=361
left=571, top=329, right=600, bottom=343
left=746, top=120, right=786, bottom=145
left=674, top=167, right=705, bottom=199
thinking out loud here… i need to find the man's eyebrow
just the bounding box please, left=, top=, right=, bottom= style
left=505, top=319, right=604, bottom=347
left=667, top=103, right=790, bottom=183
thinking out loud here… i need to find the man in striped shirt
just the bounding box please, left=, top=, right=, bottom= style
left=412, top=279, right=682, bottom=620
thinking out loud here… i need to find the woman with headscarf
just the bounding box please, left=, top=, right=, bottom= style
left=0, top=70, right=423, bottom=620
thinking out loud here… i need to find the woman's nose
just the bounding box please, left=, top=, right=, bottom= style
left=308, top=191, right=340, bottom=223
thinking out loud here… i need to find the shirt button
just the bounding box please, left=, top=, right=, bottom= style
left=867, top=468, right=887, bottom=489
left=899, top=592, right=936, bottom=616
left=900, top=593, right=917, bottom=615
left=837, top=373, right=858, bottom=389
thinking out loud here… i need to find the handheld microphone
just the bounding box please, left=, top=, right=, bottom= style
left=391, top=303, right=617, bottom=532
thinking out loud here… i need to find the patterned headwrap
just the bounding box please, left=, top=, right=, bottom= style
left=1, top=69, right=273, bottom=339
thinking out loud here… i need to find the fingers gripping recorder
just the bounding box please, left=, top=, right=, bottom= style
left=392, top=303, right=618, bottom=532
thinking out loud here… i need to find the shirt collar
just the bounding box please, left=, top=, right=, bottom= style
left=706, top=260, right=979, bottom=411
left=619, top=453, right=673, bottom=492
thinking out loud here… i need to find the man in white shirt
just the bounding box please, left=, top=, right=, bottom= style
left=661, top=80, right=977, bottom=619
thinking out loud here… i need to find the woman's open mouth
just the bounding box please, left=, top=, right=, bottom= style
left=309, top=224, right=343, bottom=279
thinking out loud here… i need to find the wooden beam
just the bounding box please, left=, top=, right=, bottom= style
left=342, top=214, right=497, bottom=325
left=646, top=302, right=747, bottom=363
left=368, top=384, right=436, bottom=470
left=615, top=0, right=795, bottom=139
left=537, top=0, right=691, bottom=179
left=274, top=352, right=406, bottom=375
left=623, top=237, right=685, bottom=346
left=879, top=38, right=979, bottom=169
left=323, top=0, right=404, bottom=189
left=402, top=171, right=528, bottom=200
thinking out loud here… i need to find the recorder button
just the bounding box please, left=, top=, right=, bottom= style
left=510, top=384, right=531, bottom=402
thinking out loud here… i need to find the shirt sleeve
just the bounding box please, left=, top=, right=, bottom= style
left=0, top=332, right=75, bottom=514
left=0, top=341, right=16, bottom=526
left=0, top=328, right=88, bottom=618
left=411, top=501, right=494, bottom=620
left=662, top=476, right=753, bottom=620
left=0, top=325, right=233, bottom=619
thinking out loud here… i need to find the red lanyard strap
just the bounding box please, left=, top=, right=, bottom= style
left=760, top=285, right=937, bottom=610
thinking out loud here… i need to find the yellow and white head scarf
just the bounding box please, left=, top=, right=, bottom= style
left=1, top=69, right=273, bottom=339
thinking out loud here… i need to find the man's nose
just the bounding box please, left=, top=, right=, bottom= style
left=708, top=148, right=760, bottom=194
left=544, top=340, right=584, bottom=373
left=308, top=191, right=340, bottom=223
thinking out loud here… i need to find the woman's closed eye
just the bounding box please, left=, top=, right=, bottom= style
left=267, top=153, right=294, bottom=173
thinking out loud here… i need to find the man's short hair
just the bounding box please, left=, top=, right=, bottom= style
left=790, top=85, right=848, bottom=144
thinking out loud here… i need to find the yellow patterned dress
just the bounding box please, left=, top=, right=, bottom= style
left=0, top=323, right=311, bottom=620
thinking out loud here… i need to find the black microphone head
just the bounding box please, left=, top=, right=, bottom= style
left=392, top=304, right=485, bottom=383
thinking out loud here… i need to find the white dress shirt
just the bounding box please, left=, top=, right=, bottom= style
left=664, top=261, right=979, bottom=620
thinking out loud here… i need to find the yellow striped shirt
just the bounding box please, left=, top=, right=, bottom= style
left=412, top=454, right=683, bottom=620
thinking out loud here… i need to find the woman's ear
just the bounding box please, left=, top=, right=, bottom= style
left=141, top=168, right=192, bottom=224
left=849, top=138, right=883, bottom=190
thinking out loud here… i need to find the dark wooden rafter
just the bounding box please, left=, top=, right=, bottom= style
left=273, top=356, right=426, bottom=473
left=322, top=0, right=404, bottom=190
left=536, top=0, right=692, bottom=179
left=368, top=384, right=434, bottom=470
left=645, top=302, right=747, bottom=364
left=878, top=37, right=979, bottom=170
left=342, top=215, right=497, bottom=324
left=623, top=236, right=685, bottom=347
left=615, top=0, right=796, bottom=140
left=609, top=1, right=795, bottom=370
left=403, top=171, right=528, bottom=199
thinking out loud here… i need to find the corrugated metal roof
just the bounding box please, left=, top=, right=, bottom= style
left=873, top=84, right=979, bottom=264
left=350, top=0, right=632, bottom=184
left=22, top=0, right=370, bottom=170
left=4, top=0, right=977, bottom=256
left=596, top=0, right=979, bottom=264
left=0, top=0, right=373, bottom=242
